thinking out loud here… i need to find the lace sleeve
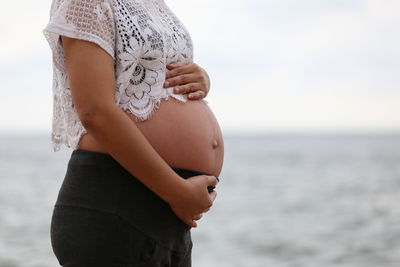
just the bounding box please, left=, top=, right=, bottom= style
left=43, top=0, right=116, bottom=72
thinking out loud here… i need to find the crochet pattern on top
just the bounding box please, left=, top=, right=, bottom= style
left=43, top=0, right=194, bottom=151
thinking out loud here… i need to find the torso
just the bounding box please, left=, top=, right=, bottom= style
left=77, top=98, right=224, bottom=177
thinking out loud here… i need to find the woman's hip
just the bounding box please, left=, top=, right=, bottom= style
left=52, top=149, right=208, bottom=250
left=51, top=204, right=193, bottom=266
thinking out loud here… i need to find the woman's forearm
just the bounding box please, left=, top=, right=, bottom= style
left=80, top=104, right=185, bottom=204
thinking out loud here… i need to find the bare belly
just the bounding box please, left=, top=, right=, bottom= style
left=77, top=98, right=224, bottom=177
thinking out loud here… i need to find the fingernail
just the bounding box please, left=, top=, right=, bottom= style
left=174, top=87, right=180, bottom=93
left=189, top=93, right=194, bottom=98
left=164, top=81, right=169, bottom=87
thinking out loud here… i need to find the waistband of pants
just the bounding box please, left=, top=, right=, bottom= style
left=69, top=148, right=217, bottom=179
left=55, top=149, right=215, bottom=251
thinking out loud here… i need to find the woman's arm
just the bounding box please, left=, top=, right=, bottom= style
left=61, top=36, right=218, bottom=227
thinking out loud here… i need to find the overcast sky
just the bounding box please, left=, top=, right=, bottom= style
left=0, top=0, right=399, bottom=134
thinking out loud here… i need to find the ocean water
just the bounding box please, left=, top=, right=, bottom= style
left=0, top=133, right=400, bottom=267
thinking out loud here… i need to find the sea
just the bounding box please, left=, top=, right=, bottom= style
left=0, top=133, right=400, bottom=267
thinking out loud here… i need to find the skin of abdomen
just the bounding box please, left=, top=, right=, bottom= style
left=78, top=98, right=224, bottom=177
left=133, top=98, right=224, bottom=177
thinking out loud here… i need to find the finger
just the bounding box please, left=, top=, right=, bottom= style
left=202, top=207, right=210, bottom=213
left=165, top=64, right=195, bottom=79
left=209, top=190, right=217, bottom=202
left=166, top=62, right=188, bottom=70
left=188, top=91, right=205, bottom=100
left=166, top=62, right=190, bottom=73
left=164, top=74, right=198, bottom=88
left=193, top=214, right=203, bottom=221
left=207, top=175, right=219, bottom=187
left=173, top=83, right=201, bottom=94
left=187, top=219, right=197, bottom=228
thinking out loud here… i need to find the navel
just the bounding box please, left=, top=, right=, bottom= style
left=212, top=139, right=219, bottom=149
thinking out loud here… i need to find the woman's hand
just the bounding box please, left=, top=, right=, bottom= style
left=164, top=62, right=211, bottom=100
left=168, top=175, right=218, bottom=227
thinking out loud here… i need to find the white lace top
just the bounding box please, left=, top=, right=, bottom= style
left=43, top=0, right=194, bottom=151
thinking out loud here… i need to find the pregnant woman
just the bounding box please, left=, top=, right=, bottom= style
left=42, top=0, right=224, bottom=266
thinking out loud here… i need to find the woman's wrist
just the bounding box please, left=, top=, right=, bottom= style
left=159, top=174, right=189, bottom=205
